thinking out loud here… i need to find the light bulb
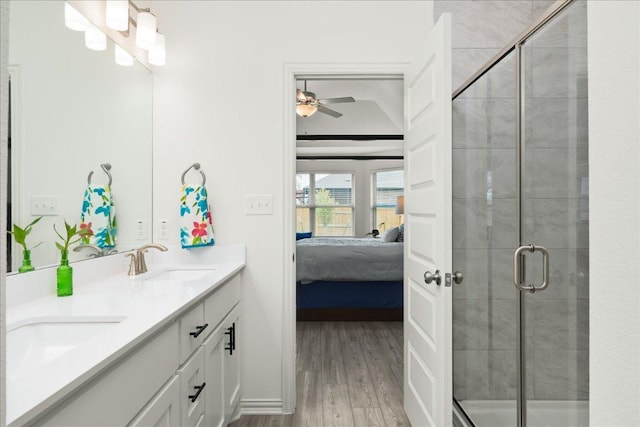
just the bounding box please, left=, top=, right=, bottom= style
left=296, top=104, right=318, bottom=117
left=85, top=24, right=107, bottom=51
left=115, top=44, right=134, bottom=66
left=106, top=0, right=129, bottom=31
left=136, top=12, right=157, bottom=50
left=65, top=3, right=89, bottom=31
left=148, top=33, right=166, bottom=66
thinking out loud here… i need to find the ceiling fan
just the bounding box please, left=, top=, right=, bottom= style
left=296, top=81, right=355, bottom=118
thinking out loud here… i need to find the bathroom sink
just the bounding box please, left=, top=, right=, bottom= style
left=6, top=316, right=126, bottom=380
left=143, top=268, right=215, bottom=282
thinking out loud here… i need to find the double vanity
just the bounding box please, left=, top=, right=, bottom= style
left=5, top=245, right=245, bottom=427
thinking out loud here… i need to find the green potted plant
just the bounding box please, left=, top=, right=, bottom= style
left=8, top=216, right=43, bottom=273
left=54, top=220, right=87, bottom=297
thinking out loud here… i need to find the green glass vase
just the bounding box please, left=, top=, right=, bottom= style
left=19, top=249, right=35, bottom=273
left=57, top=249, right=73, bottom=297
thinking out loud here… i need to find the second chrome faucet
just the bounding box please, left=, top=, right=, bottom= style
left=126, top=244, right=168, bottom=276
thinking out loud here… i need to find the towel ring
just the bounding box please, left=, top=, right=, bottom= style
left=87, top=163, right=112, bottom=186
left=181, top=163, right=207, bottom=186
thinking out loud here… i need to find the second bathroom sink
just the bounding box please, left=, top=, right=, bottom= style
left=7, top=316, right=127, bottom=380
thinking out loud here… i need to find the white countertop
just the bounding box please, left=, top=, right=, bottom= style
left=5, top=244, right=245, bottom=426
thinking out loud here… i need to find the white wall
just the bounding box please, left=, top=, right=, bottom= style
left=296, top=159, right=403, bottom=237
left=152, top=0, right=432, bottom=408
left=588, top=2, right=640, bottom=425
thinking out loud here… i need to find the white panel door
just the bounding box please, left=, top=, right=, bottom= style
left=403, top=14, right=453, bottom=427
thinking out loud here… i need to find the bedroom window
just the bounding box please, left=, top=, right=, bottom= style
left=372, top=169, right=404, bottom=231
left=296, top=173, right=354, bottom=236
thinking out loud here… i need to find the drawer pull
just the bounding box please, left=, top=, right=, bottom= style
left=189, top=323, right=209, bottom=338
left=188, top=382, right=206, bottom=402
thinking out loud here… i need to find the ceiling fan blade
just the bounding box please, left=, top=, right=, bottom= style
left=317, top=105, right=343, bottom=118
left=318, top=96, right=356, bottom=104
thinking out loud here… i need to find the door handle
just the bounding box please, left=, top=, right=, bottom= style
left=424, top=270, right=442, bottom=286
left=513, top=244, right=549, bottom=293
left=445, top=271, right=464, bottom=287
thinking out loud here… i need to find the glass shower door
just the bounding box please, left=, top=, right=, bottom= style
left=452, top=51, right=519, bottom=426
left=521, top=1, right=589, bottom=426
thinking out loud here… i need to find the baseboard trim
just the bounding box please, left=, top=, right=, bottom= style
left=240, top=399, right=284, bottom=415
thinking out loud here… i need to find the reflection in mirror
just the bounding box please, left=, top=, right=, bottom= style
left=7, top=1, right=152, bottom=272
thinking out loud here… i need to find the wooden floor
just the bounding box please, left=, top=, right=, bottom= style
left=230, top=321, right=409, bottom=427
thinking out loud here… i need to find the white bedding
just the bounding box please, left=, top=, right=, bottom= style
left=296, top=237, right=404, bottom=282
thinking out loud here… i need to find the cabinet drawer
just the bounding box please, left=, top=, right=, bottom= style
left=204, top=275, right=240, bottom=331
left=178, top=347, right=206, bottom=427
left=33, top=323, right=179, bottom=427
left=127, top=375, right=180, bottom=427
left=179, top=302, right=206, bottom=363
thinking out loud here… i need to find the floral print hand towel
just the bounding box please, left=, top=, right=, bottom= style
left=80, top=185, right=117, bottom=248
left=180, top=184, right=215, bottom=248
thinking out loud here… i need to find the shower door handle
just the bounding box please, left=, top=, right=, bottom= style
left=513, top=244, right=550, bottom=293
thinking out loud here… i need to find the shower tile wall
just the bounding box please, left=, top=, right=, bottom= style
left=452, top=53, right=518, bottom=401
left=434, top=0, right=556, bottom=90
left=523, top=0, right=589, bottom=401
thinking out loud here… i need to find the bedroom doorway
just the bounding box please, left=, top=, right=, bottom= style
left=289, top=72, right=408, bottom=424
left=294, top=76, right=405, bottom=322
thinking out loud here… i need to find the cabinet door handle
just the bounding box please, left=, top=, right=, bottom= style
left=225, top=323, right=235, bottom=355
left=188, top=382, right=206, bottom=402
left=189, top=323, right=209, bottom=338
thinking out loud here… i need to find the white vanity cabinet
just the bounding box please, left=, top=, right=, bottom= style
left=27, top=273, right=241, bottom=427
left=30, top=323, right=180, bottom=427
left=128, top=376, right=181, bottom=427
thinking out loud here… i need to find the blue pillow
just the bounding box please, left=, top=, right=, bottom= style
left=296, top=232, right=313, bottom=240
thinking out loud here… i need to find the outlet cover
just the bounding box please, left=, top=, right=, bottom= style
left=246, top=194, right=273, bottom=215
left=31, top=196, right=58, bottom=216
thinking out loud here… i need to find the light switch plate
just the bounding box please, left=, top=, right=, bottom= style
left=31, top=196, right=58, bottom=216
left=246, top=194, right=273, bottom=215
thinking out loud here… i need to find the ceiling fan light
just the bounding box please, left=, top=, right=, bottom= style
left=296, top=104, right=318, bottom=118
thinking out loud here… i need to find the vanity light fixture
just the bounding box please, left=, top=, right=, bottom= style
left=85, top=24, right=107, bottom=51
left=148, top=33, right=166, bottom=66
left=115, top=44, right=134, bottom=66
left=135, top=11, right=157, bottom=50
left=64, top=3, right=89, bottom=31
left=64, top=1, right=166, bottom=66
left=106, top=0, right=129, bottom=31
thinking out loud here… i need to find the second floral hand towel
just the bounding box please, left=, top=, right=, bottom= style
left=80, top=184, right=117, bottom=248
left=180, top=183, right=215, bottom=248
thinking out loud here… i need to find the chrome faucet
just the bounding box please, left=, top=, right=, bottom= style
left=73, top=244, right=103, bottom=258
left=126, top=244, right=168, bottom=276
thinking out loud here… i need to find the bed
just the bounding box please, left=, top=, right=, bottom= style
left=296, top=237, right=404, bottom=320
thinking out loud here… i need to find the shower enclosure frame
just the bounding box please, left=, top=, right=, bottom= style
left=451, top=1, right=584, bottom=426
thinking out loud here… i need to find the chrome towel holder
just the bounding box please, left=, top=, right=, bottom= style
left=87, top=163, right=112, bottom=186
left=182, top=163, right=207, bottom=186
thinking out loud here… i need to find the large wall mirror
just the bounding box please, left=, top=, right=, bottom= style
left=6, top=0, right=153, bottom=272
